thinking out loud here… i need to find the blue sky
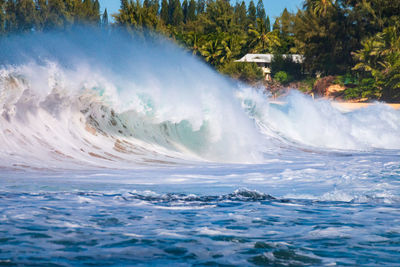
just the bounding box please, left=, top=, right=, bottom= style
left=99, top=0, right=303, bottom=21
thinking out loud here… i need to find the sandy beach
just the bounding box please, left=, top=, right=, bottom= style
left=271, top=100, right=400, bottom=111
left=331, top=102, right=400, bottom=111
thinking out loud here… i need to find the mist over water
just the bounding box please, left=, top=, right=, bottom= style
left=0, top=29, right=266, bottom=167
left=1, top=28, right=400, bottom=170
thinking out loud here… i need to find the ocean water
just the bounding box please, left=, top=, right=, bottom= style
left=0, top=29, right=400, bottom=266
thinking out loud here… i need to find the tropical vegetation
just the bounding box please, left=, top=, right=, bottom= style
left=0, top=0, right=399, bottom=101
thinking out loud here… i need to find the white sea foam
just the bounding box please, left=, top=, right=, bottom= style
left=1, top=29, right=400, bottom=171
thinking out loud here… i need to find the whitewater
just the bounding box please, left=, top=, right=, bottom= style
left=1, top=29, right=400, bottom=266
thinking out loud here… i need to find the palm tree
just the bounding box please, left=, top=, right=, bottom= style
left=200, top=39, right=223, bottom=66
left=199, top=34, right=237, bottom=66
left=247, top=18, right=280, bottom=53
left=353, top=26, right=400, bottom=100
left=304, top=0, right=334, bottom=16
left=183, top=31, right=200, bottom=55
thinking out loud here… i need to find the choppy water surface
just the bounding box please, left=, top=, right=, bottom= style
left=1, top=150, right=400, bottom=266
left=1, top=30, right=400, bottom=266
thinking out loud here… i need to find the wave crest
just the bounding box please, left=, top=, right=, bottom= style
left=1, top=30, right=400, bottom=170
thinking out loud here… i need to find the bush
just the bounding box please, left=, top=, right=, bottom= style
left=271, top=54, right=303, bottom=80
left=274, top=71, right=292, bottom=85
left=333, top=73, right=357, bottom=86
left=219, top=61, right=263, bottom=83
left=298, top=77, right=316, bottom=93
left=344, top=78, right=381, bottom=100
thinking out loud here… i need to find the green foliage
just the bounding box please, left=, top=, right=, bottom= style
left=202, top=0, right=234, bottom=34
left=182, top=0, right=188, bottom=23
left=265, top=16, right=270, bottom=32
left=246, top=24, right=280, bottom=53
left=344, top=78, right=380, bottom=100
left=15, top=0, right=36, bottom=32
left=171, top=0, right=183, bottom=26
left=247, top=0, right=256, bottom=27
left=219, top=61, right=263, bottom=83
left=304, top=0, right=333, bottom=17
left=298, top=77, right=315, bottom=93
left=46, top=0, right=67, bottom=29
left=0, top=0, right=102, bottom=32
left=293, top=5, right=349, bottom=75
left=295, top=0, right=400, bottom=81
left=196, top=0, right=205, bottom=14
left=187, top=0, right=196, bottom=22
left=272, top=18, right=279, bottom=31
left=280, top=8, right=291, bottom=36
left=352, top=26, right=400, bottom=101
left=114, top=0, right=160, bottom=31
left=234, top=1, right=246, bottom=29
left=274, top=71, right=292, bottom=85
left=271, top=54, right=302, bottom=80
left=1, top=0, right=399, bottom=101
left=256, top=0, right=265, bottom=22
left=160, top=0, right=168, bottom=22
left=198, top=33, right=240, bottom=67
left=333, top=73, right=357, bottom=86
left=0, top=0, right=290, bottom=85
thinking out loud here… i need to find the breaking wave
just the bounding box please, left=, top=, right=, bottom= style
left=0, top=29, right=399, bottom=170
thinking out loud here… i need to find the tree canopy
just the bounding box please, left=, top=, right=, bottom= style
left=0, top=0, right=102, bottom=33
left=0, top=0, right=399, bottom=100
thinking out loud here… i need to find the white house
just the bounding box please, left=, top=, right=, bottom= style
left=235, top=53, right=304, bottom=81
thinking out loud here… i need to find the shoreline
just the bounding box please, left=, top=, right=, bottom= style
left=270, top=100, right=400, bottom=111
left=331, top=102, right=400, bottom=111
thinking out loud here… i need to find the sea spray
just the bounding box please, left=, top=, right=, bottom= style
left=1, top=29, right=400, bottom=170
left=0, top=29, right=266, bottom=169
left=237, top=88, right=400, bottom=150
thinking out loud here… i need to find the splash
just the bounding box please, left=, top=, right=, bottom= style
left=238, top=89, right=400, bottom=150
left=0, top=29, right=399, bottom=170
left=0, top=29, right=265, bottom=169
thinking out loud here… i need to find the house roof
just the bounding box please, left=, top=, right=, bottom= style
left=235, top=53, right=304, bottom=64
